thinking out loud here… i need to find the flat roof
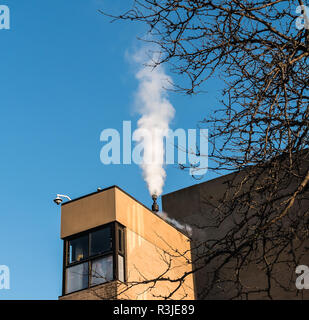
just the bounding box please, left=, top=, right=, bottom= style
left=61, top=185, right=191, bottom=237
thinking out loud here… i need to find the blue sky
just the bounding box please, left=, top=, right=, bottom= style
left=0, top=0, right=222, bottom=299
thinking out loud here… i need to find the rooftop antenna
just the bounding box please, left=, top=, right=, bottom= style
left=53, top=194, right=72, bottom=205
left=152, top=194, right=159, bottom=213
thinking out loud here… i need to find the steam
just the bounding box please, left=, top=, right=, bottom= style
left=156, top=211, right=192, bottom=236
left=133, top=51, right=175, bottom=196
left=131, top=49, right=192, bottom=236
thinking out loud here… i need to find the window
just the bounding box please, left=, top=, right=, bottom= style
left=68, top=235, right=88, bottom=263
left=91, top=256, right=113, bottom=286
left=118, top=228, right=124, bottom=254
left=118, top=255, right=125, bottom=282
left=90, top=227, right=112, bottom=256
left=116, top=224, right=125, bottom=283
left=66, top=262, right=88, bottom=294
left=63, top=222, right=126, bottom=295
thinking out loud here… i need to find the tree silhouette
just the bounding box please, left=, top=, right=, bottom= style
left=100, top=1, right=309, bottom=299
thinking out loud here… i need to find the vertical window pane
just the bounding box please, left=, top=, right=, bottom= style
left=68, top=235, right=88, bottom=263
left=118, top=255, right=124, bottom=282
left=118, top=229, right=122, bottom=253
left=90, top=256, right=113, bottom=286
left=90, top=227, right=111, bottom=256
left=66, top=262, right=88, bottom=294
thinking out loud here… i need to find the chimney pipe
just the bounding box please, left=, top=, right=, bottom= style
left=152, top=194, right=159, bottom=213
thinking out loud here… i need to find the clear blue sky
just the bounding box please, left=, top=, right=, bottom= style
left=0, top=0, right=222, bottom=299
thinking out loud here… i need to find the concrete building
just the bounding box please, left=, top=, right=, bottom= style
left=57, top=164, right=308, bottom=300
left=58, top=186, right=195, bottom=300
left=162, top=169, right=309, bottom=300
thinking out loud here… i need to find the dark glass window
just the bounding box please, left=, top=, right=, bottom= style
left=90, top=227, right=112, bottom=256
left=116, top=225, right=125, bottom=282
left=118, top=229, right=123, bottom=253
left=68, top=235, right=88, bottom=263
left=63, top=222, right=126, bottom=295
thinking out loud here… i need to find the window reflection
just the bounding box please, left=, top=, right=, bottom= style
left=66, top=262, right=88, bottom=294
left=118, top=255, right=124, bottom=282
left=90, top=227, right=111, bottom=256
left=91, top=256, right=113, bottom=286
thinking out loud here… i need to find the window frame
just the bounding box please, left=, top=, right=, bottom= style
left=115, top=223, right=126, bottom=283
left=62, top=221, right=126, bottom=296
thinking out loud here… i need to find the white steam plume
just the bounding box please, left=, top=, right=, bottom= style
left=156, top=211, right=192, bottom=237
left=133, top=52, right=175, bottom=196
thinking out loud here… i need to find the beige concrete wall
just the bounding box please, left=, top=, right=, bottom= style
left=60, top=188, right=116, bottom=239
left=119, top=227, right=194, bottom=300
left=115, top=188, right=192, bottom=256
left=114, top=188, right=195, bottom=299
left=162, top=171, right=309, bottom=300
